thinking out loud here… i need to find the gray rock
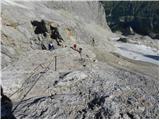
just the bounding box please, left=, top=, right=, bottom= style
left=1, top=1, right=158, bottom=119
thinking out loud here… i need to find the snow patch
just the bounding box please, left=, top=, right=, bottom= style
left=114, top=42, right=159, bottom=65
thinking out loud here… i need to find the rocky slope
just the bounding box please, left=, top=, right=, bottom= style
left=1, top=1, right=159, bottom=119
left=1, top=0, right=113, bottom=68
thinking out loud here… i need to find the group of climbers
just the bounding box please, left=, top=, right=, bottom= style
left=70, top=43, right=83, bottom=59
left=1, top=22, right=96, bottom=108
left=70, top=37, right=95, bottom=59
left=31, top=20, right=97, bottom=61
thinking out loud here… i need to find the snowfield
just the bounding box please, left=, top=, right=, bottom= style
left=114, top=42, right=159, bottom=65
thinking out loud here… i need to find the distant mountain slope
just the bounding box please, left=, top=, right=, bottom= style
left=102, top=1, right=159, bottom=39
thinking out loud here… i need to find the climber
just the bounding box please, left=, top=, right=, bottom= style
left=79, top=47, right=83, bottom=59
left=73, top=43, right=77, bottom=49
left=70, top=43, right=78, bottom=51
left=48, top=43, right=54, bottom=50
left=92, top=38, right=95, bottom=46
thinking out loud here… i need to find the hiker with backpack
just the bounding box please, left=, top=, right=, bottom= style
left=48, top=43, right=54, bottom=51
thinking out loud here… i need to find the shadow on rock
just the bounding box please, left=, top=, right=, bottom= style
left=143, top=55, right=159, bottom=61
left=1, top=87, right=16, bottom=119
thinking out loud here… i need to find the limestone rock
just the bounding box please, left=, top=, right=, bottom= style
left=1, top=1, right=158, bottom=119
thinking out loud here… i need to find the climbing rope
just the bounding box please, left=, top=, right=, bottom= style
left=10, top=49, right=94, bottom=112
left=9, top=64, right=44, bottom=98
left=12, top=60, right=53, bottom=113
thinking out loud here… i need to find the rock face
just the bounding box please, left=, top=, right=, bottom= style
left=1, top=1, right=113, bottom=68
left=1, top=1, right=159, bottom=119
left=8, top=57, right=159, bottom=119
left=45, top=1, right=109, bottom=29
